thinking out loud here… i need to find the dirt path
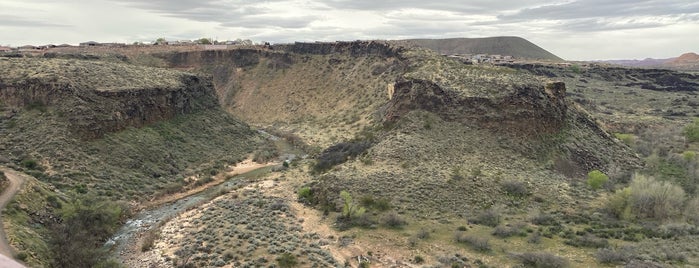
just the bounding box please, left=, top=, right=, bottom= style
left=0, top=167, right=27, bottom=259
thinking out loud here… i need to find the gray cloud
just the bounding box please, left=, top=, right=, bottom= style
left=321, top=0, right=553, bottom=13
left=115, top=0, right=316, bottom=29
left=0, top=15, right=68, bottom=27
left=501, top=0, right=699, bottom=21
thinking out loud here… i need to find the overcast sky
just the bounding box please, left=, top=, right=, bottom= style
left=1, top=0, right=697, bottom=60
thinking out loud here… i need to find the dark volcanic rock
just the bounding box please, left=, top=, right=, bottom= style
left=384, top=79, right=567, bottom=136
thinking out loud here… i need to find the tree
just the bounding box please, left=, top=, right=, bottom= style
left=340, top=190, right=365, bottom=220
left=196, top=38, right=212, bottom=45
left=154, top=37, right=166, bottom=45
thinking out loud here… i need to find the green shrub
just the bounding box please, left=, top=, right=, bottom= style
left=413, top=255, right=425, bottom=263
left=587, top=170, right=609, bottom=190
left=15, top=252, right=28, bottom=262
left=21, top=158, right=39, bottom=170
left=614, top=133, right=635, bottom=146
left=276, top=253, right=298, bottom=268
left=297, top=187, right=313, bottom=203
left=340, top=190, right=366, bottom=220
left=683, top=118, right=699, bottom=142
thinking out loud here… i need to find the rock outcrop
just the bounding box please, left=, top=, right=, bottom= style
left=0, top=58, right=218, bottom=139
left=384, top=79, right=567, bottom=136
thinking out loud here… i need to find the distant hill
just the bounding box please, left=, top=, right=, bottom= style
left=672, top=52, right=699, bottom=64
left=603, top=58, right=674, bottom=67
left=404, top=36, right=564, bottom=61
left=601, top=52, right=699, bottom=70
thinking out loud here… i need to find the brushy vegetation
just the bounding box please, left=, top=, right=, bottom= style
left=49, top=196, right=128, bottom=268
left=683, top=118, right=699, bottom=142
left=470, top=207, right=501, bottom=227
left=586, top=170, right=609, bottom=190
left=454, top=233, right=491, bottom=252
left=607, top=174, right=687, bottom=221
left=514, top=252, right=569, bottom=268
left=313, top=140, right=372, bottom=173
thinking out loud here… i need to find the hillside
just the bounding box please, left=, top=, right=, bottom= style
left=4, top=41, right=699, bottom=267
left=405, top=36, right=564, bottom=61
left=109, top=42, right=697, bottom=268
left=0, top=57, right=261, bottom=266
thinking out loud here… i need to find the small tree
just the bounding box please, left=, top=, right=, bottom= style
left=340, top=190, right=365, bottom=220
left=587, top=170, right=609, bottom=190
left=196, top=38, right=212, bottom=45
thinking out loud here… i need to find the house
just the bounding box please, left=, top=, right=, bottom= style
left=0, top=46, right=13, bottom=53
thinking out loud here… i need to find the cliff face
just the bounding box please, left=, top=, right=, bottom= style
left=0, top=58, right=218, bottom=139
left=66, top=75, right=217, bottom=139
left=384, top=79, right=567, bottom=136
left=272, top=41, right=402, bottom=57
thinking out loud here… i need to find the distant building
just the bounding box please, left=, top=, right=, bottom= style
left=79, top=41, right=125, bottom=47
left=79, top=41, right=101, bottom=46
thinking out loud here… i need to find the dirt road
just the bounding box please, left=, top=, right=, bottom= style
left=0, top=167, right=27, bottom=261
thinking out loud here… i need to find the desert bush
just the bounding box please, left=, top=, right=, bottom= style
left=607, top=174, right=686, bottom=221
left=595, top=247, right=634, bottom=264
left=515, top=252, right=569, bottom=268
left=297, top=186, right=313, bottom=204
left=253, top=140, right=279, bottom=163
left=276, top=253, right=298, bottom=268
left=313, top=140, right=372, bottom=173
left=360, top=195, right=391, bottom=211
left=50, top=197, right=127, bottom=268
left=502, top=180, right=529, bottom=197
left=416, top=228, right=430, bottom=239
left=494, top=222, right=526, bottom=237
left=530, top=212, right=558, bottom=226
left=683, top=118, right=699, bottom=142
left=340, top=190, right=366, bottom=220
left=564, top=234, right=608, bottom=248
left=382, top=212, right=406, bottom=228
left=528, top=232, right=542, bottom=244
left=587, top=170, right=609, bottom=190
left=413, top=255, right=425, bottom=264
left=685, top=197, right=699, bottom=224
left=21, top=158, right=39, bottom=170
left=629, top=175, right=685, bottom=220
left=614, top=133, right=635, bottom=146
left=454, top=233, right=490, bottom=252
left=141, top=229, right=159, bottom=252
left=470, top=207, right=501, bottom=227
